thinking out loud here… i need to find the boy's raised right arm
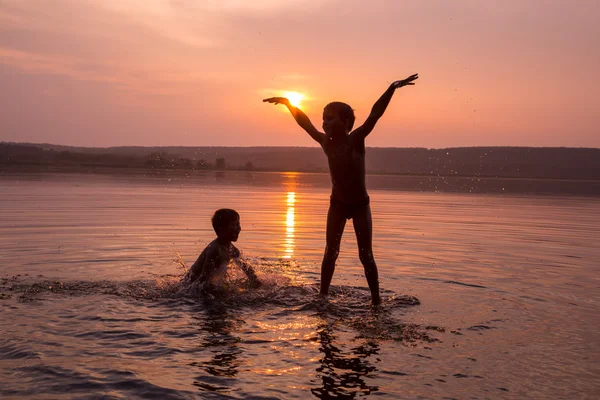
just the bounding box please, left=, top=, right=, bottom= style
left=352, top=73, right=418, bottom=140
left=263, top=97, right=325, bottom=145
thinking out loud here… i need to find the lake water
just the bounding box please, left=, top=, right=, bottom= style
left=1, top=171, right=599, bottom=399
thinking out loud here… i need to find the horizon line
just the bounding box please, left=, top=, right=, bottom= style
left=4, top=142, right=600, bottom=151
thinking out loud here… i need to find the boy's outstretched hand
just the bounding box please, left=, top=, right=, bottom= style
left=263, top=97, right=291, bottom=106
left=391, top=73, right=419, bottom=89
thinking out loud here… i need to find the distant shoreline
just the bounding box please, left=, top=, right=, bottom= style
left=3, top=164, right=600, bottom=197
left=2, top=142, right=600, bottom=186
left=2, top=162, right=600, bottom=182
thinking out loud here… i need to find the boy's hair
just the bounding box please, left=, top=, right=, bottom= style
left=324, top=102, right=355, bottom=131
left=212, top=208, right=239, bottom=234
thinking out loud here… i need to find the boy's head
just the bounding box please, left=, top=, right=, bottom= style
left=212, top=208, right=241, bottom=242
left=323, top=102, right=355, bottom=135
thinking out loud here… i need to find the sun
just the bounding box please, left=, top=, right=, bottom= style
left=282, top=91, right=305, bottom=108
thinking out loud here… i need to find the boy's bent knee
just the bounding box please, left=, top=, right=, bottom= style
left=358, top=250, right=375, bottom=265
left=323, top=246, right=340, bottom=262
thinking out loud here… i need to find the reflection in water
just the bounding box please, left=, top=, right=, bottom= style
left=190, top=307, right=243, bottom=393
left=311, top=323, right=380, bottom=399
left=284, top=191, right=296, bottom=259
left=214, top=171, right=226, bottom=181
left=281, top=172, right=298, bottom=259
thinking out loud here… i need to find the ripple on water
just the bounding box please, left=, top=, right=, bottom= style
left=0, top=338, right=42, bottom=360
left=0, top=273, right=456, bottom=399
left=4, top=364, right=200, bottom=400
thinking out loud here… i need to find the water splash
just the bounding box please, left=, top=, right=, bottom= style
left=1, top=257, right=447, bottom=345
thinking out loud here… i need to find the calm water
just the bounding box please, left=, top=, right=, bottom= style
left=1, top=171, right=599, bottom=399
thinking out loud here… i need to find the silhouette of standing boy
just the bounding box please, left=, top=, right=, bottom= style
left=264, top=74, right=418, bottom=305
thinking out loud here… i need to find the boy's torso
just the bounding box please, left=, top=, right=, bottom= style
left=322, top=133, right=368, bottom=202
left=189, top=240, right=237, bottom=284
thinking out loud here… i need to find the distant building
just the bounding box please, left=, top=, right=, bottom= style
left=196, top=159, right=208, bottom=169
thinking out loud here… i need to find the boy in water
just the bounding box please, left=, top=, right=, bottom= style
left=264, top=74, right=418, bottom=305
left=186, top=209, right=260, bottom=293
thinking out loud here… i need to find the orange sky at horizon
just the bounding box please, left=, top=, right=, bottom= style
left=1, top=0, right=599, bottom=148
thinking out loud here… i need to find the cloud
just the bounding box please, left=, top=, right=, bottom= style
left=90, top=0, right=320, bottom=48
left=1, top=0, right=598, bottom=147
left=0, top=47, right=202, bottom=97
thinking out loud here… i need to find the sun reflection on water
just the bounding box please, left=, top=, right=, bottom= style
left=284, top=191, right=295, bottom=258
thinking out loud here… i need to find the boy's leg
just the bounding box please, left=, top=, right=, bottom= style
left=352, top=205, right=381, bottom=305
left=320, top=204, right=347, bottom=295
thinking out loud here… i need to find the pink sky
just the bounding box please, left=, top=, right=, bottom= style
left=1, top=0, right=599, bottom=148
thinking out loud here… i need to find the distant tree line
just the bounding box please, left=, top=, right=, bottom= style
left=0, top=144, right=253, bottom=171
left=1, top=142, right=599, bottom=180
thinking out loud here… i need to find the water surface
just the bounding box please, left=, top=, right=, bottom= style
left=1, top=171, right=599, bottom=399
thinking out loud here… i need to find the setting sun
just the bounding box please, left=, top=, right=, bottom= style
left=283, top=91, right=305, bottom=108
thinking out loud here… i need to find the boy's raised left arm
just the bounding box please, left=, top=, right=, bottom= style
left=352, top=73, right=418, bottom=139
left=262, top=97, right=326, bottom=145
